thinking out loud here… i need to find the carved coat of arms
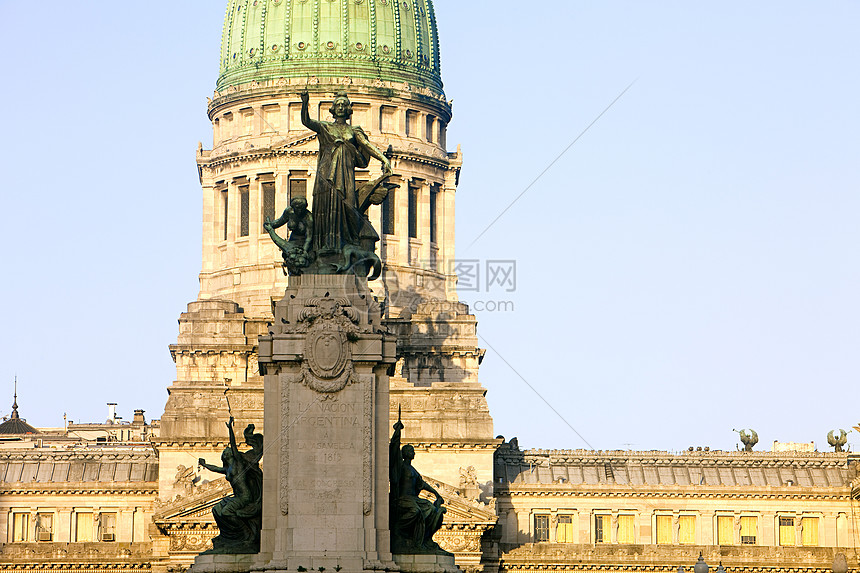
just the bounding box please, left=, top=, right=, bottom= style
left=297, top=296, right=360, bottom=393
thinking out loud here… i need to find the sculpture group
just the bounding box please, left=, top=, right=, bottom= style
left=265, top=91, right=396, bottom=280
left=196, top=92, right=451, bottom=563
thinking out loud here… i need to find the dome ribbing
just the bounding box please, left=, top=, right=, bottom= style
left=217, top=0, right=444, bottom=94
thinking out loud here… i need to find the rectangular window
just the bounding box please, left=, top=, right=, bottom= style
left=617, top=515, right=635, bottom=544
left=656, top=515, right=673, bottom=544
left=261, top=181, right=276, bottom=231
left=406, top=110, right=419, bottom=137
left=740, top=516, right=757, bottom=545
left=12, top=513, right=29, bottom=542
left=429, top=185, right=439, bottom=244
left=100, top=512, right=117, bottom=542
left=223, top=113, right=233, bottom=139
left=801, top=517, right=819, bottom=546
left=679, top=515, right=696, bottom=545
left=239, top=186, right=250, bottom=237
left=289, top=178, right=307, bottom=203
left=222, top=189, right=229, bottom=241
left=717, top=516, right=734, bottom=545
left=75, top=512, right=93, bottom=542
left=380, top=106, right=396, bottom=133
left=594, top=514, right=610, bottom=544
left=779, top=516, right=796, bottom=546
left=262, top=104, right=280, bottom=132
left=425, top=114, right=436, bottom=142
left=534, top=514, right=550, bottom=542
left=382, top=189, right=395, bottom=235
left=557, top=515, right=574, bottom=543
left=288, top=103, right=303, bottom=131
left=36, top=513, right=53, bottom=542
left=408, top=186, right=418, bottom=239
left=243, top=110, right=253, bottom=135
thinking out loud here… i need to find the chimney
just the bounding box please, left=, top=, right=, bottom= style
left=107, top=403, right=117, bottom=424
left=133, top=409, right=145, bottom=425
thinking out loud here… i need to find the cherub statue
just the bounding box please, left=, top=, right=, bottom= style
left=264, top=197, right=314, bottom=275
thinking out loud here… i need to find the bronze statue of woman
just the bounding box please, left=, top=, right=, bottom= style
left=389, top=410, right=451, bottom=555
left=198, top=417, right=263, bottom=554
left=300, top=90, right=392, bottom=275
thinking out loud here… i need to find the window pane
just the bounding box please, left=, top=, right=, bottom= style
left=429, top=185, right=438, bottom=244
left=679, top=516, right=696, bottom=545
left=595, top=515, right=609, bottom=544
left=408, top=186, right=418, bottom=239
left=382, top=189, right=395, bottom=235
left=534, top=514, right=549, bottom=542
left=12, top=513, right=29, bottom=542
left=802, top=517, right=819, bottom=546
left=656, top=515, right=673, bottom=544
left=740, top=516, right=757, bottom=545
left=618, top=515, right=635, bottom=543
left=239, top=186, right=250, bottom=237
left=779, top=517, right=795, bottom=546
left=289, top=178, right=307, bottom=202
left=261, top=182, right=276, bottom=231
left=76, top=513, right=93, bottom=542
left=101, top=513, right=117, bottom=541
left=36, top=513, right=53, bottom=542
left=557, top=515, right=574, bottom=543
left=222, top=190, right=229, bottom=241
left=717, top=516, right=734, bottom=545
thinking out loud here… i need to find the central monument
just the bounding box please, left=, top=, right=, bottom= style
left=257, top=89, right=397, bottom=573
left=252, top=90, right=456, bottom=573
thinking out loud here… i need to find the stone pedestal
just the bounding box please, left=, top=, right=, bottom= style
left=393, top=554, right=460, bottom=573
left=256, top=275, right=398, bottom=573
left=190, top=553, right=258, bottom=573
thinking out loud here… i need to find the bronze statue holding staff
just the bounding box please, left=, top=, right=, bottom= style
left=198, top=416, right=263, bottom=554
left=389, top=407, right=452, bottom=555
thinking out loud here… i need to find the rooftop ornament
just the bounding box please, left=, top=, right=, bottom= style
left=734, top=428, right=758, bottom=452
left=827, top=429, right=848, bottom=453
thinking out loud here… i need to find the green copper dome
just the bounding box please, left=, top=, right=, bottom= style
left=217, top=0, right=443, bottom=93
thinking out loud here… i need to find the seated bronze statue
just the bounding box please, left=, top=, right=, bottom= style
left=389, top=412, right=452, bottom=555
left=198, top=417, right=263, bottom=554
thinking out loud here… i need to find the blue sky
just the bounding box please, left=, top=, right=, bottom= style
left=0, top=1, right=857, bottom=452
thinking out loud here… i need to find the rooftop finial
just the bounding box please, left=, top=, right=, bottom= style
left=10, top=376, right=19, bottom=420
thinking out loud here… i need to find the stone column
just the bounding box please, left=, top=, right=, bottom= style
left=256, top=274, right=397, bottom=573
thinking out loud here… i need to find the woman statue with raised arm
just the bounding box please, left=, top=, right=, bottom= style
left=198, top=417, right=263, bottom=554
left=299, top=90, right=393, bottom=276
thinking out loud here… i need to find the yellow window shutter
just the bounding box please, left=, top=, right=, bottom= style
left=679, top=515, right=696, bottom=544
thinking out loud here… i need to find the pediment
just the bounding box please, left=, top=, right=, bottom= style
left=153, top=478, right=230, bottom=523
left=273, top=132, right=318, bottom=151
left=424, top=476, right=498, bottom=526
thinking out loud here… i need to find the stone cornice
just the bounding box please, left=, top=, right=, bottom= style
left=411, top=440, right=503, bottom=450
left=168, top=345, right=256, bottom=356
left=208, top=77, right=451, bottom=121
left=0, top=451, right=155, bottom=462
left=496, top=485, right=849, bottom=501
left=0, top=484, right=157, bottom=496
left=151, top=440, right=229, bottom=449
left=497, top=449, right=850, bottom=469
left=200, top=142, right=453, bottom=172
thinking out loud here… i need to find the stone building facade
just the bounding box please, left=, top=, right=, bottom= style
left=1, top=2, right=858, bottom=573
